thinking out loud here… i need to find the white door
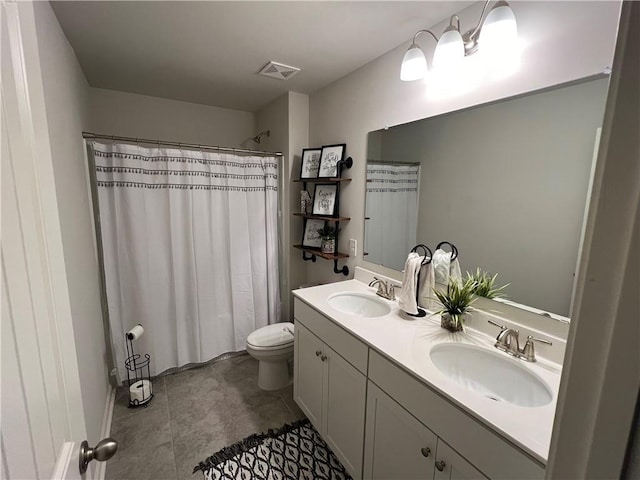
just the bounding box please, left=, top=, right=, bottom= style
left=434, top=441, right=487, bottom=480
left=323, top=344, right=367, bottom=479
left=293, top=322, right=325, bottom=427
left=1, top=3, right=95, bottom=478
left=364, top=381, right=437, bottom=480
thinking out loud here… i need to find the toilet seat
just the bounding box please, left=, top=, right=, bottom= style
left=247, top=322, right=294, bottom=350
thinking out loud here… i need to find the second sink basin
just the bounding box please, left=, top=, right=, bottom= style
left=430, top=343, right=552, bottom=407
left=328, top=292, right=391, bottom=318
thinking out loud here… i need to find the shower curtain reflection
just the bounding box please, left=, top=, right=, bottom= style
left=89, top=141, right=280, bottom=380
left=365, top=162, right=420, bottom=270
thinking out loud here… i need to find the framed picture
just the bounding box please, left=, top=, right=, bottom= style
left=302, top=218, right=325, bottom=248
left=318, top=144, right=346, bottom=178
left=300, top=148, right=321, bottom=179
left=312, top=184, right=338, bottom=216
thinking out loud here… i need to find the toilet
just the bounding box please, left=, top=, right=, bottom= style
left=246, top=322, right=295, bottom=391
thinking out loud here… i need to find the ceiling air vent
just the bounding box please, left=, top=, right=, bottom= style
left=258, top=61, right=301, bottom=80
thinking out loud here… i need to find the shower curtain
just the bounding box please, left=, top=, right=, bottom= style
left=365, top=163, right=420, bottom=271
left=90, top=141, right=280, bottom=379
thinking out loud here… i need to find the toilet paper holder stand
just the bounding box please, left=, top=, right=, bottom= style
left=124, top=325, right=154, bottom=408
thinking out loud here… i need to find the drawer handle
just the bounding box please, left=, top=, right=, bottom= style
left=320, top=354, right=327, bottom=362
left=435, top=460, right=446, bottom=472
left=420, top=447, right=431, bottom=458
left=315, top=350, right=322, bottom=357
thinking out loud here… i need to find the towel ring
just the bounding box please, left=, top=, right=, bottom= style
left=435, top=241, right=458, bottom=261
left=410, top=244, right=432, bottom=265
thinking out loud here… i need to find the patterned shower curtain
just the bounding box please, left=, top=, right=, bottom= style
left=365, top=163, right=420, bottom=271
left=90, top=141, right=280, bottom=379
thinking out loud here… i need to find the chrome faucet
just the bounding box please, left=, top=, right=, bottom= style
left=368, top=277, right=396, bottom=301
left=488, top=320, right=553, bottom=362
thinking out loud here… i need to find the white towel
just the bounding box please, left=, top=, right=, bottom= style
left=398, top=252, right=423, bottom=315
left=417, top=262, right=435, bottom=310
left=432, top=249, right=451, bottom=285
left=450, top=257, right=462, bottom=284
left=432, top=249, right=462, bottom=285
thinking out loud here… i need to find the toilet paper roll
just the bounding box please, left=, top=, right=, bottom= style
left=126, top=324, right=144, bottom=340
left=129, top=379, right=152, bottom=404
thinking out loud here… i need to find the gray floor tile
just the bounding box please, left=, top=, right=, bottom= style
left=110, top=397, right=171, bottom=453
left=106, top=440, right=176, bottom=480
left=175, top=397, right=296, bottom=479
left=109, top=354, right=306, bottom=480
left=113, top=377, right=167, bottom=421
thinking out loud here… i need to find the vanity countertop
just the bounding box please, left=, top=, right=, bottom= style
left=292, top=274, right=562, bottom=465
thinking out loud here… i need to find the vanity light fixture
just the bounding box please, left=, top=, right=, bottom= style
left=400, top=0, right=518, bottom=81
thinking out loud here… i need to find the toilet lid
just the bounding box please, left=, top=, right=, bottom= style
left=247, top=322, right=294, bottom=348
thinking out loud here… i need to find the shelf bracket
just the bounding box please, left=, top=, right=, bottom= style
left=337, top=156, right=353, bottom=177
left=302, top=251, right=316, bottom=262
left=333, top=260, right=349, bottom=276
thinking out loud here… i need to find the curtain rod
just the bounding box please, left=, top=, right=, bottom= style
left=82, top=132, right=283, bottom=157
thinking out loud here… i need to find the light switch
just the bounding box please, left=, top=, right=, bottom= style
left=349, top=239, right=357, bottom=257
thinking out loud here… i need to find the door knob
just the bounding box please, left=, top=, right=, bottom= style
left=420, top=447, right=431, bottom=457
left=315, top=350, right=322, bottom=357
left=320, top=354, right=327, bottom=362
left=435, top=460, right=446, bottom=472
left=79, top=437, right=118, bottom=474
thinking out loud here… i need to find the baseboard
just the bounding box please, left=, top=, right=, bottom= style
left=94, top=385, right=116, bottom=480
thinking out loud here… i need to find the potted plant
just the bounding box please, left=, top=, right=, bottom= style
left=432, top=277, right=477, bottom=332
left=466, top=268, right=509, bottom=299
left=317, top=225, right=337, bottom=254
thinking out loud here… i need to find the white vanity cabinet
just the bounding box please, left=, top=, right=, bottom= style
left=364, top=381, right=486, bottom=480
left=293, top=295, right=546, bottom=480
left=293, top=299, right=368, bottom=479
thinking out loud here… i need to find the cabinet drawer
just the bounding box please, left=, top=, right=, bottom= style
left=368, top=350, right=545, bottom=480
left=294, top=298, right=368, bottom=374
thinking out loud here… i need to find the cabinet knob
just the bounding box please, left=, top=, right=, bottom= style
left=320, top=354, right=327, bottom=362
left=420, top=447, right=431, bottom=458
left=435, top=460, right=446, bottom=472
left=315, top=350, right=322, bottom=357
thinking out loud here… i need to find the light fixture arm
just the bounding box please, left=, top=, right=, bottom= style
left=462, top=0, right=492, bottom=54
left=410, top=29, right=439, bottom=46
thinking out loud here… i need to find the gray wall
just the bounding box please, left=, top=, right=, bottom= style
left=89, top=87, right=256, bottom=146
left=33, top=1, right=109, bottom=447
left=256, top=92, right=310, bottom=323
left=376, top=78, right=609, bottom=315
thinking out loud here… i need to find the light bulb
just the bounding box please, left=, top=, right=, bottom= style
left=433, top=27, right=465, bottom=71
left=480, top=1, right=519, bottom=77
left=400, top=44, right=427, bottom=81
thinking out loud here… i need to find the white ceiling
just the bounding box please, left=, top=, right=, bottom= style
left=51, top=1, right=474, bottom=112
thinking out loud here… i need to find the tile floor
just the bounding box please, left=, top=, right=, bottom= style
left=106, top=353, right=305, bottom=480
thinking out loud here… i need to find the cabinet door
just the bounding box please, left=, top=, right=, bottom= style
left=434, top=440, right=487, bottom=480
left=324, top=344, right=367, bottom=479
left=364, top=382, right=437, bottom=480
left=294, top=322, right=324, bottom=428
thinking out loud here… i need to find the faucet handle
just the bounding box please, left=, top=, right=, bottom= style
left=521, top=335, right=553, bottom=362
left=388, top=284, right=396, bottom=301
left=487, top=320, right=507, bottom=338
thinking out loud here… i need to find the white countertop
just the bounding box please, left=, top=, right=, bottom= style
left=292, top=274, right=562, bottom=465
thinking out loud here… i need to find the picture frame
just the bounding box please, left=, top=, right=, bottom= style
left=300, top=148, right=322, bottom=179
left=318, top=144, right=346, bottom=178
left=302, top=218, right=325, bottom=248
left=312, top=184, right=338, bottom=216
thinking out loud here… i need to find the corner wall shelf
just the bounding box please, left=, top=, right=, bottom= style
left=294, top=156, right=353, bottom=276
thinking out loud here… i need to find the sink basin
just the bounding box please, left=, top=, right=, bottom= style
left=328, top=292, right=391, bottom=318
left=430, top=343, right=552, bottom=407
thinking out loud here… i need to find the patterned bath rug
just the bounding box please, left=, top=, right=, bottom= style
left=193, top=418, right=352, bottom=480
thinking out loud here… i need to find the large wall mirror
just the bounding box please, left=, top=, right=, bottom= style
left=364, top=76, right=609, bottom=318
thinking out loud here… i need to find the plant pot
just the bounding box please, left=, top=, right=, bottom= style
left=321, top=238, right=335, bottom=254
left=441, top=313, right=465, bottom=332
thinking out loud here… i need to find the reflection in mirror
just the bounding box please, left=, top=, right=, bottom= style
left=365, top=76, right=610, bottom=318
